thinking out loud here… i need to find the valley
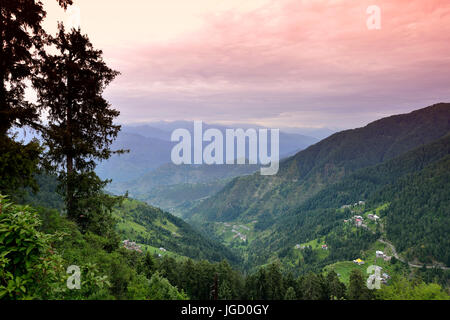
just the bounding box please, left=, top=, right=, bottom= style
left=6, top=103, right=449, bottom=300
left=89, top=104, right=450, bottom=288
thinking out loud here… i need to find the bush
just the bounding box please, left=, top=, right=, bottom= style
left=0, top=195, right=66, bottom=299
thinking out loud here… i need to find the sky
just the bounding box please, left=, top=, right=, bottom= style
left=41, top=0, right=450, bottom=130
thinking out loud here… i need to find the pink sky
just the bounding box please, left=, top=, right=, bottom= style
left=42, top=0, right=450, bottom=129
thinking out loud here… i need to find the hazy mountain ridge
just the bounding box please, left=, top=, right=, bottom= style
left=187, top=103, right=450, bottom=223
left=96, top=122, right=318, bottom=183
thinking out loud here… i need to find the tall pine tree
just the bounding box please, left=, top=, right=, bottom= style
left=33, top=24, right=124, bottom=228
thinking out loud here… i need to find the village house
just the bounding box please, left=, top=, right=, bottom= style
left=122, top=240, right=142, bottom=253
left=159, top=247, right=167, bottom=252
left=321, top=244, right=328, bottom=250
left=375, top=250, right=392, bottom=261
left=381, top=273, right=391, bottom=284
left=353, top=258, right=365, bottom=265
left=368, top=214, right=380, bottom=221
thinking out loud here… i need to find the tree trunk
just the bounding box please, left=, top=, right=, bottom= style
left=66, top=59, right=75, bottom=220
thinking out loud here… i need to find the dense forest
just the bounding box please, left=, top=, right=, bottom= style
left=2, top=195, right=448, bottom=300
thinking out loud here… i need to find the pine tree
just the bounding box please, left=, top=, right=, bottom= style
left=326, top=271, right=346, bottom=300
left=0, top=0, right=72, bottom=194
left=347, top=269, right=373, bottom=300
left=0, top=0, right=44, bottom=135
left=33, top=24, right=124, bottom=226
left=284, top=287, right=297, bottom=300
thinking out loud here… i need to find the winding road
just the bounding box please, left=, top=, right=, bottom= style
left=378, top=239, right=450, bottom=270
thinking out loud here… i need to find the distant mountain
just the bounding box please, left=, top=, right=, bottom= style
left=187, top=103, right=450, bottom=223
left=120, top=124, right=172, bottom=141
left=96, top=132, right=173, bottom=182
left=142, top=120, right=335, bottom=141
left=280, top=127, right=337, bottom=140
left=97, top=122, right=318, bottom=189
left=121, top=121, right=318, bottom=158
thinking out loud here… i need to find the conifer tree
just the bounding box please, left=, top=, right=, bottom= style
left=0, top=0, right=72, bottom=194
left=33, top=24, right=124, bottom=226
left=347, top=269, right=373, bottom=300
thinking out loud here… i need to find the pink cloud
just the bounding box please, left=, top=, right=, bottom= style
left=102, top=0, right=450, bottom=127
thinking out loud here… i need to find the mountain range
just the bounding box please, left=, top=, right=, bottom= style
left=184, top=103, right=450, bottom=270
left=96, top=122, right=320, bottom=184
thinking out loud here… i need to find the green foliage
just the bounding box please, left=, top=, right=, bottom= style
left=114, top=198, right=239, bottom=264
left=347, top=270, right=373, bottom=300
left=147, top=272, right=188, bottom=300
left=375, top=276, right=450, bottom=300
left=377, top=156, right=450, bottom=265
left=326, top=271, right=346, bottom=300
left=59, top=172, right=124, bottom=239
left=0, top=137, right=42, bottom=196
left=0, top=195, right=66, bottom=299
left=157, top=257, right=244, bottom=300
left=284, top=287, right=296, bottom=300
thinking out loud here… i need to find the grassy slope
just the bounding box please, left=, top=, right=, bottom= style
left=112, top=198, right=240, bottom=264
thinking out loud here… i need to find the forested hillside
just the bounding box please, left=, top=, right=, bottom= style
left=187, top=103, right=450, bottom=223
left=17, top=174, right=238, bottom=264
left=107, top=163, right=259, bottom=215
left=113, top=199, right=239, bottom=263
left=275, top=134, right=450, bottom=264
left=249, top=135, right=450, bottom=269
left=185, top=105, right=450, bottom=276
